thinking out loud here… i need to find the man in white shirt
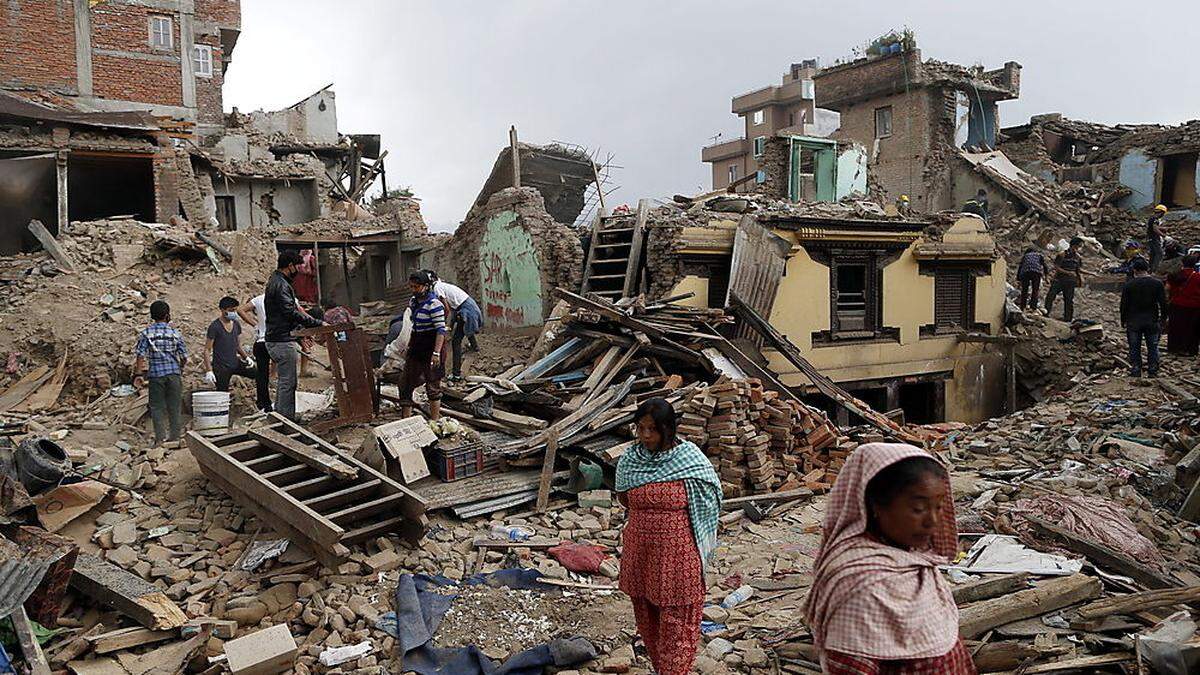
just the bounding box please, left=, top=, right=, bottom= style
left=427, top=270, right=483, bottom=380
left=237, top=294, right=273, bottom=412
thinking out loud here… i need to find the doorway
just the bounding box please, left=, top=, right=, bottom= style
left=1160, top=153, right=1198, bottom=208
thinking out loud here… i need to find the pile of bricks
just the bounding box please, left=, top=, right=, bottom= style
left=677, top=377, right=846, bottom=497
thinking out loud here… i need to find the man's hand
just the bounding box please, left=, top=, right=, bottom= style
left=431, top=352, right=442, bottom=366
left=133, top=376, right=146, bottom=389
left=204, top=371, right=217, bottom=386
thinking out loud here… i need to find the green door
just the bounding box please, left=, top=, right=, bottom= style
left=814, top=145, right=836, bottom=203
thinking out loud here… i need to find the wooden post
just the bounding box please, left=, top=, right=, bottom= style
left=28, top=219, right=76, bottom=272
left=313, top=242, right=322, bottom=306
left=1006, top=343, right=1017, bottom=413
left=12, top=606, right=50, bottom=675
left=591, top=160, right=606, bottom=213
left=509, top=125, right=521, bottom=189
left=56, top=150, right=69, bottom=236
left=341, top=243, right=353, bottom=310
left=535, top=429, right=559, bottom=513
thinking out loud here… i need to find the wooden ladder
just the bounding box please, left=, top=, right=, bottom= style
left=580, top=199, right=648, bottom=300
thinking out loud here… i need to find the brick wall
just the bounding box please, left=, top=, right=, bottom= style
left=91, top=3, right=185, bottom=106
left=193, top=33, right=224, bottom=126
left=0, top=0, right=78, bottom=92
left=835, top=88, right=940, bottom=209
left=196, top=0, right=241, bottom=28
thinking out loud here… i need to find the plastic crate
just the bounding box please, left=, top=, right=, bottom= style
left=425, top=442, right=484, bottom=482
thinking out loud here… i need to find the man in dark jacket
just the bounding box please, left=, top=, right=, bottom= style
left=264, top=250, right=324, bottom=419
left=1120, top=257, right=1169, bottom=378
left=1045, top=237, right=1085, bottom=321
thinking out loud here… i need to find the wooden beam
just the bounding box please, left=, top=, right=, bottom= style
left=958, top=573, right=1101, bottom=639
left=535, top=430, right=560, bottom=513
left=951, top=572, right=1029, bottom=605
left=622, top=198, right=649, bottom=297
left=248, top=423, right=359, bottom=480
left=70, top=555, right=188, bottom=630
left=1026, top=516, right=1179, bottom=589
left=86, top=627, right=175, bottom=655
left=988, top=653, right=1133, bottom=675
left=721, top=488, right=814, bottom=509
left=28, top=219, right=76, bottom=272
left=509, top=126, right=521, bottom=188
left=1075, top=585, right=1200, bottom=620
left=12, top=606, right=51, bottom=675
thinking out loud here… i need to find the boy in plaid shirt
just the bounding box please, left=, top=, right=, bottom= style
left=135, top=300, right=188, bottom=445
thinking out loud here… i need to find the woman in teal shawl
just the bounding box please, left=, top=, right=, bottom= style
left=615, top=397, right=721, bottom=675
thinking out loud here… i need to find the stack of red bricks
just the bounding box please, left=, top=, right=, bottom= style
left=677, top=377, right=846, bottom=497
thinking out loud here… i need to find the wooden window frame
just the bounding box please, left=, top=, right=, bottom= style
left=918, top=262, right=990, bottom=337
left=875, top=105, right=893, bottom=139
left=809, top=246, right=903, bottom=345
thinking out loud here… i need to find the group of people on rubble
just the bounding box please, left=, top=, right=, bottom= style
left=131, top=247, right=483, bottom=447
left=1013, top=204, right=1200, bottom=379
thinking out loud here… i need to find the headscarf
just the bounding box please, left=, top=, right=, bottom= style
left=615, top=440, right=722, bottom=565
left=803, top=443, right=960, bottom=660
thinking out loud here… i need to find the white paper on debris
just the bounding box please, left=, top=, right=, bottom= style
left=944, top=534, right=1083, bottom=576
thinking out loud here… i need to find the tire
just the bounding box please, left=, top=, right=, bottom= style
left=14, top=438, right=68, bottom=496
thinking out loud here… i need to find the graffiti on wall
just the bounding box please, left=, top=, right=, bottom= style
left=478, top=210, right=542, bottom=328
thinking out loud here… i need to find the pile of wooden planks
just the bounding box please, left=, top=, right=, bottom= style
left=678, top=378, right=844, bottom=497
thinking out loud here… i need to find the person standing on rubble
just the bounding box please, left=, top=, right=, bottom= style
left=399, top=271, right=447, bottom=421
left=1016, top=245, right=1050, bottom=310
left=236, top=293, right=274, bottom=413
left=292, top=248, right=319, bottom=304
left=425, top=270, right=483, bottom=381
left=1166, top=253, right=1200, bottom=356
left=804, top=443, right=974, bottom=674
left=1044, top=237, right=1085, bottom=322
left=1121, top=257, right=1168, bottom=378
left=264, top=250, right=325, bottom=420
left=615, top=397, right=721, bottom=675
left=134, top=300, right=188, bottom=446
left=1147, top=205, right=1169, bottom=273
left=204, top=296, right=256, bottom=393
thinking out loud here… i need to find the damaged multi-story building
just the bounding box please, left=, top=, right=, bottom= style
left=0, top=0, right=388, bottom=254
left=813, top=36, right=1021, bottom=213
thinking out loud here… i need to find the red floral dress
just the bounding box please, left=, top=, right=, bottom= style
left=619, top=480, right=705, bottom=675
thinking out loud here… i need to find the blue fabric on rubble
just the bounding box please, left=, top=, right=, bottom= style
left=389, top=570, right=594, bottom=675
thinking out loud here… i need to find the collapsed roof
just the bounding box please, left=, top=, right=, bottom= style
left=469, top=142, right=596, bottom=225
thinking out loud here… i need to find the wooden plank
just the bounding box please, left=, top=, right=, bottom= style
left=70, top=555, right=188, bottom=630
left=0, top=366, right=51, bottom=412
left=87, top=627, right=175, bottom=655
left=186, top=432, right=346, bottom=547
left=556, top=288, right=667, bottom=340
left=413, top=470, right=544, bottom=510
left=568, top=346, right=622, bottom=409
left=622, top=199, right=649, bottom=297
left=1026, top=516, right=1179, bottom=589
left=1075, top=585, right=1200, bottom=620
left=1181, top=473, right=1200, bottom=523
left=303, top=479, right=382, bottom=512
left=249, top=422, right=359, bottom=479
left=957, top=573, right=1101, bottom=639
left=582, top=344, right=641, bottom=406
left=951, top=572, right=1030, bottom=605
left=989, top=653, right=1133, bottom=675
left=28, top=219, right=76, bottom=272
left=721, top=488, right=815, bottom=509
left=579, top=212, right=603, bottom=295
left=12, top=605, right=51, bottom=675
left=535, top=430, right=560, bottom=513
left=326, top=493, right=408, bottom=525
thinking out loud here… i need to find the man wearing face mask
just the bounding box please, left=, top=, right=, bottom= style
left=204, top=296, right=256, bottom=392
left=265, top=250, right=325, bottom=419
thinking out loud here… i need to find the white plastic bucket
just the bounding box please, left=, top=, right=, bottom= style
left=192, top=391, right=231, bottom=436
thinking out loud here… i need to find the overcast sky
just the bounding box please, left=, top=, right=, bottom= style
left=224, top=1, right=1200, bottom=231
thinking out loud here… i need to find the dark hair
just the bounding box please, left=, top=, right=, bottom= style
left=1183, top=253, right=1200, bottom=269
left=219, top=296, right=239, bottom=310
left=423, top=269, right=440, bottom=282
left=977, top=189, right=987, bottom=196
left=278, top=250, right=302, bottom=269
left=409, top=270, right=434, bottom=286
left=864, top=456, right=946, bottom=512
left=1132, top=257, right=1150, bottom=272
left=635, top=397, right=678, bottom=452
left=149, top=300, right=170, bottom=321
left=1070, top=237, right=1084, bottom=247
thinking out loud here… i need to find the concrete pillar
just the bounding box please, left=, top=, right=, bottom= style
left=73, top=0, right=93, bottom=96
left=179, top=6, right=197, bottom=109
left=56, top=151, right=69, bottom=234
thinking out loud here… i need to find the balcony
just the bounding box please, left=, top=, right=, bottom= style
left=731, top=78, right=811, bottom=114
left=702, top=137, right=748, bottom=163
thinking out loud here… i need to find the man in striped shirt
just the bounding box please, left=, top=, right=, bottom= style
left=134, top=300, right=188, bottom=446
left=401, top=271, right=447, bottom=420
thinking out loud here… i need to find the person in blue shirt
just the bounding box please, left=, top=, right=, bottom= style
left=134, top=300, right=188, bottom=446
left=400, top=271, right=447, bottom=421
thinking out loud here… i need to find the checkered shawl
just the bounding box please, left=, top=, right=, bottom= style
left=803, top=443, right=960, bottom=660
left=616, top=440, right=722, bottom=566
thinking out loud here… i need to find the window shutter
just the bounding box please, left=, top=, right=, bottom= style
left=934, top=271, right=967, bottom=328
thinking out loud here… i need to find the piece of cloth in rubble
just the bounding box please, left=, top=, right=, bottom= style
left=803, top=443, right=960, bottom=661
left=391, top=572, right=594, bottom=675
left=615, top=440, right=721, bottom=566
left=1006, top=494, right=1165, bottom=568
left=548, top=542, right=608, bottom=575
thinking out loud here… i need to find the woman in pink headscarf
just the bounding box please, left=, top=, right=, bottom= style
left=803, top=443, right=974, bottom=675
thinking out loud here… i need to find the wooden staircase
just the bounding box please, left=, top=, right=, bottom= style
left=580, top=199, right=648, bottom=300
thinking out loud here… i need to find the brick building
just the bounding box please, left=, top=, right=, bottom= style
left=813, top=45, right=1020, bottom=212
left=701, top=61, right=823, bottom=192
left=0, top=0, right=241, bottom=138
